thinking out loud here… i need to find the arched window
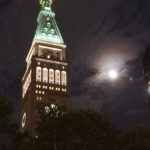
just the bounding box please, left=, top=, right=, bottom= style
left=55, top=70, right=60, bottom=85
left=61, top=71, right=67, bottom=86
left=49, top=69, right=54, bottom=84
left=43, top=68, right=48, bottom=83
left=36, top=67, right=42, bottom=82
left=22, top=70, right=32, bottom=98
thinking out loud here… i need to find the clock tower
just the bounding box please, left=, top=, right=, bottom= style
left=20, top=0, right=71, bottom=133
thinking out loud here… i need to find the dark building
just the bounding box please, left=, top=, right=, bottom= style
left=143, top=45, right=150, bottom=105
left=20, top=0, right=71, bottom=133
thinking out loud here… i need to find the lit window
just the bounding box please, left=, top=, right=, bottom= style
left=39, top=91, right=41, bottom=94
left=49, top=69, right=54, bottom=84
left=61, top=71, right=67, bottom=86
left=62, top=88, right=67, bottom=92
left=35, top=90, right=38, bottom=94
left=55, top=70, right=60, bottom=85
left=42, top=91, right=45, bottom=94
left=36, top=67, right=42, bottom=82
left=47, top=55, right=51, bottom=59
left=37, top=62, right=40, bottom=65
left=43, top=68, right=48, bottom=83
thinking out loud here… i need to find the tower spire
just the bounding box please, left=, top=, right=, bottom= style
left=34, top=0, right=64, bottom=44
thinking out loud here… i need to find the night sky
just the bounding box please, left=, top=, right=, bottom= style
left=1, top=0, right=150, bottom=130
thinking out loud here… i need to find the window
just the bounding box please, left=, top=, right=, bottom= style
left=49, top=69, right=54, bottom=84
left=36, top=67, right=42, bottom=82
left=22, top=70, right=32, bottom=98
left=61, top=71, right=67, bottom=86
left=47, top=55, right=51, bottom=59
left=43, top=68, right=48, bottom=83
left=55, top=70, right=60, bottom=85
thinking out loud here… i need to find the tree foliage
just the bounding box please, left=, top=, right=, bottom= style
left=13, top=103, right=150, bottom=150
left=0, top=93, right=17, bottom=149
left=120, top=126, right=150, bottom=150
left=15, top=104, right=121, bottom=150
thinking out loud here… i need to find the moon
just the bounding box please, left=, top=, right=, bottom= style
left=108, top=69, right=118, bottom=79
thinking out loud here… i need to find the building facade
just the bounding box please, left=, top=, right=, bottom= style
left=20, top=0, right=71, bottom=133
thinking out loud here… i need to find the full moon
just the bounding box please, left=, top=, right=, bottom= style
left=108, top=69, right=118, bottom=79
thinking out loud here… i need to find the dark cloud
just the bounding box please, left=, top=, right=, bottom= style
left=0, top=0, right=12, bottom=7
left=57, top=0, right=150, bottom=67
left=72, top=56, right=150, bottom=129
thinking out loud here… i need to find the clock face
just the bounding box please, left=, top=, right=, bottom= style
left=44, top=104, right=57, bottom=114
left=22, top=112, right=27, bottom=128
left=45, top=106, right=50, bottom=113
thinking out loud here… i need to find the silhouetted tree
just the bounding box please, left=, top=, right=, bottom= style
left=120, top=126, right=150, bottom=150
left=0, top=93, right=17, bottom=149
left=15, top=103, right=150, bottom=150
left=25, top=103, right=121, bottom=150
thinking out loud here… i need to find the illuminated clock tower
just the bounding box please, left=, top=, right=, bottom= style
left=20, top=0, right=71, bottom=133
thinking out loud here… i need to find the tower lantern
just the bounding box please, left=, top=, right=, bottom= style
left=20, top=1, right=71, bottom=134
